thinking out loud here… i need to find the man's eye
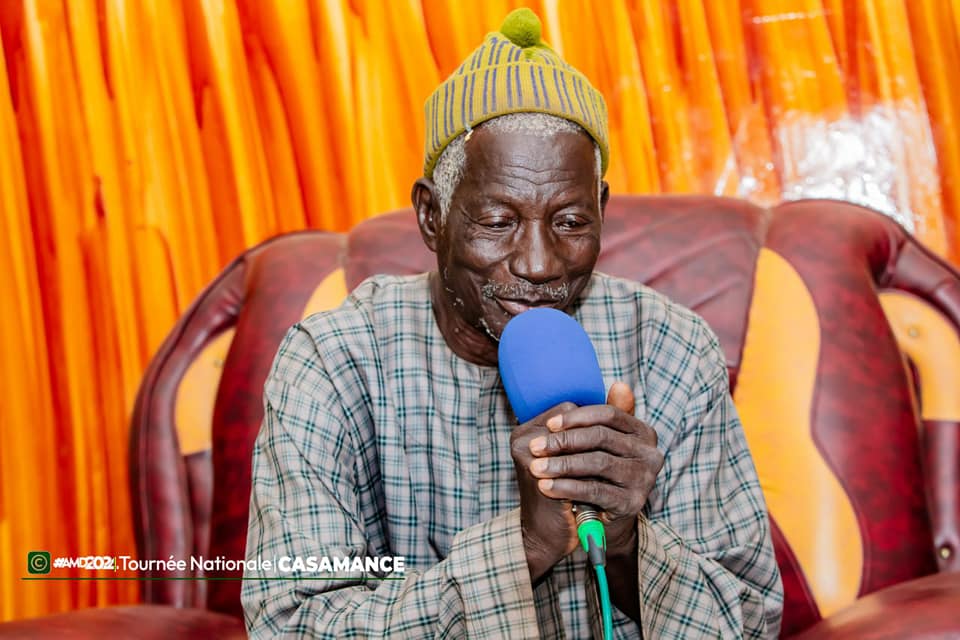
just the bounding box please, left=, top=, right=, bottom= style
left=481, top=218, right=513, bottom=229
left=556, top=215, right=587, bottom=229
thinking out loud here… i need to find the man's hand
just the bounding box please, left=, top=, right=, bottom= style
left=510, top=402, right=581, bottom=582
left=510, top=383, right=664, bottom=584
left=528, top=383, right=663, bottom=559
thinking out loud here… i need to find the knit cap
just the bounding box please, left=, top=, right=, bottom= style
left=422, top=8, right=609, bottom=178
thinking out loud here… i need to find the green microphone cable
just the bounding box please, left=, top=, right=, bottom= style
left=576, top=506, right=614, bottom=640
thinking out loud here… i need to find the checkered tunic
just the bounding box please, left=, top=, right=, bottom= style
left=243, top=273, right=783, bottom=638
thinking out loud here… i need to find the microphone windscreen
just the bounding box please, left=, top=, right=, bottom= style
left=498, top=307, right=605, bottom=423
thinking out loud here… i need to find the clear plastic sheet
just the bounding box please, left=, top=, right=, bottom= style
left=765, top=103, right=943, bottom=238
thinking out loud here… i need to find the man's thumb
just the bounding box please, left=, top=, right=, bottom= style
left=607, top=381, right=635, bottom=415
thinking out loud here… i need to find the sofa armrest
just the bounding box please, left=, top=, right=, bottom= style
left=0, top=605, right=245, bottom=639
left=791, top=571, right=960, bottom=639
left=884, top=227, right=960, bottom=572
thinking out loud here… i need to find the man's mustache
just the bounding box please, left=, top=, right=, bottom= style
left=481, top=280, right=569, bottom=301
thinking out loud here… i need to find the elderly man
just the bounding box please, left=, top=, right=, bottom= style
left=243, top=8, right=783, bottom=639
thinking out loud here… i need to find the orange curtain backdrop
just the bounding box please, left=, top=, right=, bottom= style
left=1, top=0, right=958, bottom=621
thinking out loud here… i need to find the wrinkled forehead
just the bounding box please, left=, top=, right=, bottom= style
left=462, top=124, right=599, bottom=182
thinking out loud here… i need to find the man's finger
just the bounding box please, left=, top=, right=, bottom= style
left=530, top=401, right=577, bottom=426
left=535, top=478, right=641, bottom=516
left=529, top=450, right=631, bottom=481
left=607, top=381, right=635, bottom=415
left=546, top=404, right=656, bottom=443
left=531, top=425, right=649, bottom=457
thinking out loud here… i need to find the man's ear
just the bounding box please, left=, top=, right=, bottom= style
left=412, top=178, right=440, bottom=253
left=600, top=180, right=610, bottom=223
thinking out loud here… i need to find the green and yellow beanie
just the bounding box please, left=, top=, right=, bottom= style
left=422, top=8, right=609, bottom=178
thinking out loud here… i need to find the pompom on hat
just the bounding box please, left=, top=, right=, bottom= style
left=422, top=8, right=609, bottom=178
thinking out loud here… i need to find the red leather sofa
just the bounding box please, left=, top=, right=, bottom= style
left=3, top=195, right=960, bottom=637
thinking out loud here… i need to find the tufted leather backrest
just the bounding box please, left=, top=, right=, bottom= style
left=130, top=196, right=960, bottom=635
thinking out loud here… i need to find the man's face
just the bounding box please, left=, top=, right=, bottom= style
left=420, top=124, right=606, bottom=363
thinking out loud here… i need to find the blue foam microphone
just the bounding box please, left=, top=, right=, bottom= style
left=498, top=307, right=615, bottom=639
left=498, top=307, right=605, bottom=422
left=499, top=307, right=613, bottom=640
left=498, top=308, right=608, bottom=555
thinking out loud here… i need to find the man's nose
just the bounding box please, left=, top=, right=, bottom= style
left=509, top=222, right=562, bottom=284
